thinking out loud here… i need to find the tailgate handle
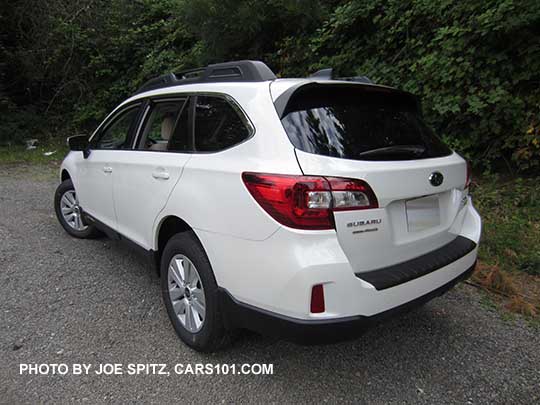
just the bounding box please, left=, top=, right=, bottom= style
left=152, top=169, right=170, bottom=180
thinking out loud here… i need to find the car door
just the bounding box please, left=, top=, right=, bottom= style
left=111, top=96, right=192, bottom=250
left=76, top=102, right=142, bottom=230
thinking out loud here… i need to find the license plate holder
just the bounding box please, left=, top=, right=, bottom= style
left=406, top=194, right=440, bottom=232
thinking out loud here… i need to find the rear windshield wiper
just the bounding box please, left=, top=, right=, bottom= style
left=357, top=145, right=426, bottom=159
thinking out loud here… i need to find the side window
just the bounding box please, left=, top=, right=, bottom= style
left=137, top=100, right=186, bottom=151
left=193, top=96, right=251, bottom=152
left=94, top=106, right=139, bottom=150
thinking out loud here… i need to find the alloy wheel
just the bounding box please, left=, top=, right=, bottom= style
left=60, top=190, right=87, bottom=231
left=168, top=254, right=206, bottom=333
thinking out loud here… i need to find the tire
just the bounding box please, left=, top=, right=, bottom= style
left=161, top=231, right=234, bottom=352
left=54, top=179, right=101, bottom=239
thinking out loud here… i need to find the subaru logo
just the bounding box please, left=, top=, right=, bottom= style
left=429, top=171, right=444, bottom=187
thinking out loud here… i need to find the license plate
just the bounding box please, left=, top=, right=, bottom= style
left=406, top=194, right=440, bottom=232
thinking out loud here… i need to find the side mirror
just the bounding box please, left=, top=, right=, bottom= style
left=67, top=135, right=90, bottom=158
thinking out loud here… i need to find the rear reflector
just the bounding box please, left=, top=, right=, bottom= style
left=242, top=172, right=378, bottom=230
left=310, top=284, right=325, bottom=313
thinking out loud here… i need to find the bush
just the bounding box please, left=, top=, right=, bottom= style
left=307, top=0, right=540, bottom=173
left=0, top=102, right=43, bottom=145
left=1, top=0, right=539, bottom=173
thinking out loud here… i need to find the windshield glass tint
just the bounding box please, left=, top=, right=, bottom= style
left=281, top=86, right=452, bottom=161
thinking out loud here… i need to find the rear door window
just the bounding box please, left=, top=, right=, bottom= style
left=280, top=85, right=452, bottom=161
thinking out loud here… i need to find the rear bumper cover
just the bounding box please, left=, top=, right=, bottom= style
left=219, top=261, right=476, bottom=345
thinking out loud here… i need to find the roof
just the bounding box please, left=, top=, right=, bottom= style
left=134, top=60, right=277, bottom=95
left=127, top=61, right=410, bottom=119
left=133, top=60, right=389, bottom=97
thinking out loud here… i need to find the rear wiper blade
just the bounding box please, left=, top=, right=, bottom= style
left=357, top=145, right=426, bottom=158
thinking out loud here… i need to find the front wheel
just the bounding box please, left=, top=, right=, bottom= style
left=161, top=232, right=234, bottom=352
left=54, top=179, right=101, bottom=238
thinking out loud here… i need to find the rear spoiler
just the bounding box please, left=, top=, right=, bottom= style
left=273, top=82, right=421, bottom=119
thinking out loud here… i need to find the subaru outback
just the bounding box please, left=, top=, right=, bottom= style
left=54, top=60, right=481, bottom=351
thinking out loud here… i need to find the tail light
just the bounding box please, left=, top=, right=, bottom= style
left=310, top=284, right=325, bottom=313
left=465, top=161, right=472, bottom=188
left=242, top=172, right=378, bottom=230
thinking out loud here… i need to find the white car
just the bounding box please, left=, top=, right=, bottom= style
left=55, top=60, right=481, bottom=351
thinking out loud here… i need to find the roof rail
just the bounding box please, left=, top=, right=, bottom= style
left=309, top=67, right=373, bottom=84
left=338, top=75, right=373, bottom=84
left=309, top=68, right=333, bottom=79
left=134, top=60, right=277, bottom=94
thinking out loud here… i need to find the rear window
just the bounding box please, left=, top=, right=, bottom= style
left=280, top=85, right=452, bottom=161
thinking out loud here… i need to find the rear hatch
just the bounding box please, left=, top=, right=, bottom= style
left=275, top=82, right=469, bottom=273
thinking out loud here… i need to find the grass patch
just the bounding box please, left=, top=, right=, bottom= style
left=472, top=262, right=517, bottom=296
left=473, top=175, right=540, bottom=277
left=505, top=296, right=537, bottom=317
left=478, top=292, right=498, bottom=312
left=471, top=175, right=540, bottom=317
left=0, top=140, right=69, bottom=164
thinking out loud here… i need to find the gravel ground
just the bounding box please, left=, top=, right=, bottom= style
left=1, top=164, right=539, bottom=404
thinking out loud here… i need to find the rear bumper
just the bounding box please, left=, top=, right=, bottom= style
left=199, top=199, right=481, bottom=321
left=220, top=261, right=476, bottom=345
left=356, top=236, right=477, bottom=290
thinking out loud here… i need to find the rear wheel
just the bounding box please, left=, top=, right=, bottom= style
left=54, top=179, right=101, bottom=238
left=161, top=232, right=233, bottom=352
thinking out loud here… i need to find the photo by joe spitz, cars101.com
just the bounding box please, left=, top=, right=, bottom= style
left=54, top=60, right=481, bottom=352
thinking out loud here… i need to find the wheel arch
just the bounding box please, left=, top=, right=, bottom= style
left=61, top=169, right=71, bottom=182
left=154, top=215, right=194, bottom=274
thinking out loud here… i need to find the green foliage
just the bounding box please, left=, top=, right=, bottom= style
left=0, top=102, right=43, bottom=144
left=179, top=0, right=331, bottom=69
left=310, top=0, right=540, bottom=173
left=473, top=175, right=540, bottom=276
left=1, top=0, right=539, bottom=173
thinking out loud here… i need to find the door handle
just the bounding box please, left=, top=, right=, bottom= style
left=152, top=170, right=170, bottom=180
left=103, top=166, right=113, bottom=173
